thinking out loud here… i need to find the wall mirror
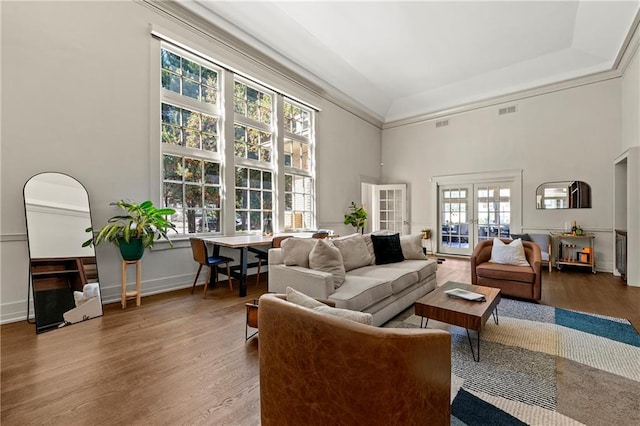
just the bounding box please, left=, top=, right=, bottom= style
left=24, top=172, right=103, bottom=333
left=536, top=181, right=591, bottom=209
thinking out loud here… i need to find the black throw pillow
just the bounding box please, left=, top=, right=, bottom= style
left=371, top=233, right=405, bottom=265
left=510, top=233, right=532, bottom=242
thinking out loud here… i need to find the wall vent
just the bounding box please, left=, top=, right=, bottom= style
left=435, top=119, right=449, bottom=128
left=498, top=105, right=517, bottom=115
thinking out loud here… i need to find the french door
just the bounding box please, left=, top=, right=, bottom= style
left=370, top=184, right=407, bottom=234
left=439, top=182, right=514, bottom=255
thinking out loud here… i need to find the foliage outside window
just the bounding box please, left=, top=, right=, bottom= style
left=283, top=100, right=313, bottom=231
left=160, top=43, right=315, bottom=235
left=161, top=46, right=222, bottom=234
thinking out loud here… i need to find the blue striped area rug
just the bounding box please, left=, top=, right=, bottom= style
left=393, top=299, right=640, bottom=425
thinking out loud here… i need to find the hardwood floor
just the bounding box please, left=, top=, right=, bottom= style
left=2, top=259, right=639, bottom=425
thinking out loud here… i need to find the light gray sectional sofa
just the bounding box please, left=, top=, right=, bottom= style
left=268, top=233, right=438, bottom=326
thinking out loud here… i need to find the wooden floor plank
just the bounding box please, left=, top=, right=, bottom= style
left=2, top=262, right=639, bottom=425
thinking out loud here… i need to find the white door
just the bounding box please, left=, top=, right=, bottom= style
left=372, top=184, right=407, bottom=235
left=439, top=182, right=514, bottom=255
left=439, top=185, right=473, bottom=255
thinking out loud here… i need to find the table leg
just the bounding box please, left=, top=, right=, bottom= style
left=466, top=329, right=481, bottom=362
left=239, top=246, right=248, bottom=297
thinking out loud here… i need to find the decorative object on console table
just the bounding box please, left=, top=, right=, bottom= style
left=550, top=232, right=596, bottom=274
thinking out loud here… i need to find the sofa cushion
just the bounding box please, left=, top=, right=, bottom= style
left=386, top=259, right=437, bottom=282
left=286, top=287, right=372, bottom=325
left=371, top=233, right=405, bottom=265
left=476, top=262, right=536, bottom=284
left=309, top=239, right=346, bottom=288
left=348, top=265, right=419, bottom=295
left=490, top=237, right=530, bottom=266
left=362, top=234, right=376, bottom=263
left=400, top=234, right=427, bottom=260
left=332, top=234, right=373, bottom=271
left=281, top=237, right=317, bottom=268
left=330, top=275, right=392, bottom=312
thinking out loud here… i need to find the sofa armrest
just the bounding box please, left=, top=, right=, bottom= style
left=267, top=264, right=335, bottom=298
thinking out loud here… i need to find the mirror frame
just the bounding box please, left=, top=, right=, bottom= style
left=24, top=172, right=103, bottom=333
left=536, top=181, right=591, bottom=209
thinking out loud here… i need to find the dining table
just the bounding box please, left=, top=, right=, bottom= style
left=200, top=235, right=274, bottom=297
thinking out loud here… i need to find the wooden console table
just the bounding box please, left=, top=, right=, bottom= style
left=550, top=233, right=596, bottom=273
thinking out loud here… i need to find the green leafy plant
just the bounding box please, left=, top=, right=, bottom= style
left=343, top=201, right=368, bottom=233
left=83, top=200, right=177, bottom=249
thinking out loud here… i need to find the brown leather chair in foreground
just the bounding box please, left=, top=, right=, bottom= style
left=471, top=238, right=542, bottom=301
left=258, top=293, right=451, bottom=426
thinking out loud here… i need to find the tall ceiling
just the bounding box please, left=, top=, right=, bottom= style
left=180, top=1, right=640, bottom=123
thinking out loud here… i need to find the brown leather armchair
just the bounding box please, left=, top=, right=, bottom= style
left=471, top=238, right=542, bottom=301
left=258, top=293, right=452, bottom=426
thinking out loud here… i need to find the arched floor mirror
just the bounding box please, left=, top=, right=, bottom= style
left=24, top=172, right=103, bottom=333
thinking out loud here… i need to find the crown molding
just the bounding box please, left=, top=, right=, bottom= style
left=141, top=1, right=639, bottom=132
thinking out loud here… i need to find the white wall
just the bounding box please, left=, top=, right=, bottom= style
left=381, top=80, right=622, bottom=272
left=0, top=1, right=381, bottom=323
left=620, top=43, right=640, bottom=286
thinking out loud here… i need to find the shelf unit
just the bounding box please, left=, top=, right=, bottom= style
left=550, top=233, right=596, bottom=274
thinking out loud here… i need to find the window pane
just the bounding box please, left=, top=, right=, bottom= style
left=163, top=182, right=183, bottom=208
left=184, top=184, right=202, bottom=208
left=204, top=162, right=219, bottom=185
left=236, top=189, right=247, bottom=209
left=249, top=169, right=261, bottom=189
left=263, top=171, right=272, bottom=190
left=236, top=211, right=248, bottom=231
left=250, top=190, right=261, bottom=209
left=250, top=211, right=261, bottom=231
left=236, top=167, right=248, bottom=187
left=204, top=187, right=220, bottom=209
left=184, top=158, right=202, bottom=182
left=163, top=155, right=181, bottom=180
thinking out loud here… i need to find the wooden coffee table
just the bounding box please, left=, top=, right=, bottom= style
left=415, top=281, right=500, bottom=361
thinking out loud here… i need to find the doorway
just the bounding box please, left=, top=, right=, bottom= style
left=432, top=171, right=522, bottom=256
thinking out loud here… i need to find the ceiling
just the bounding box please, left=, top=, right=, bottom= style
left=180, top=1, right=640, bottom=123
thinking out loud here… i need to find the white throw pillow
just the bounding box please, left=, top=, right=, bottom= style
left=281, top=237, right=317, bottom=268
left=400, top=234, right=427, bottom=260
left=490, top=238, right=530, bottom=266
left=332, top=234, right=373, bottom=271
left=308, top=239, right=346, bottom=288
left=285, top=287, right=372, bottom=325
left=285, top=286, right=324, bottom=309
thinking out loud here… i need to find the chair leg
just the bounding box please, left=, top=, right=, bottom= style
left=191, top=264, right=203, bottom=294
left=227, top=263, right=233, bottom=291
left=255, top=259, right=262, bottom=287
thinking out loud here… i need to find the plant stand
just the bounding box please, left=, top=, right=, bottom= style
left=121, top=260, right=141, bottom=308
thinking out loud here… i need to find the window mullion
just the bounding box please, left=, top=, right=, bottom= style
left=222, top=69, right=236, bottom=236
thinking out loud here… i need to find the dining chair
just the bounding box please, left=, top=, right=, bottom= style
left=189, top=238, right=235, bottom=297
left=255, top=236, right=292, bottom=287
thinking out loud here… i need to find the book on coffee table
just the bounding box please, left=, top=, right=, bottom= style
left=444, top=288, right=486, bottom=302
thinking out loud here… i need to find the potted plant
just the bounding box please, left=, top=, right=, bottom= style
left=343, top=201, right=368, bottom=234
left=83, top=200, right=177, bottom=261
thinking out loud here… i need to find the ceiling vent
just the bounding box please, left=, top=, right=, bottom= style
left=498, top=105, right=517, bottom=116
left=435, top=119, right=449, bottom=128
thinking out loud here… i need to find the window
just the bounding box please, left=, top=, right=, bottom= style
left=161, top=46, right=222, bottom=234
left=159, top=43, right=315, bottom=235
left=283, top=100, right=314, bottom=231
